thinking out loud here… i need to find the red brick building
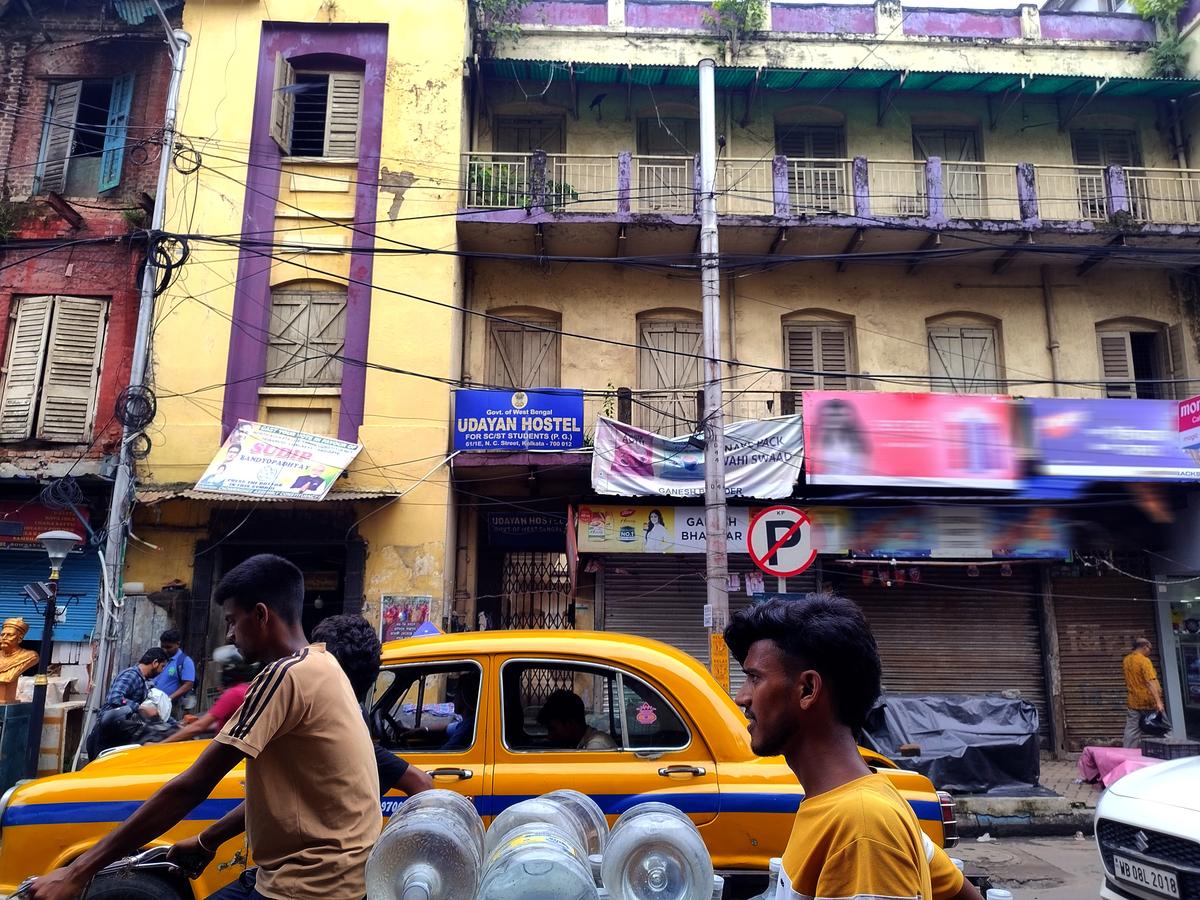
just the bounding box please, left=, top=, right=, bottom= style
left=0, top=0, right=176, bottom=654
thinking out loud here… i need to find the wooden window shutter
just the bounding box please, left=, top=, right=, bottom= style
left=786, top=325, right=817, bottom=392
left=928, top=326, right=961, bottom=394
left=265, top=291, right=309, bottom=386
left=487, top=320, right=559, bottom=388
left=0, top=296, right=54, bottom=441
left=37, top=80, right=83, bottom=194
left=817, top=325, right=851, bottom=391
left=324, top=72, right=363, bottom=158
left=1098, top=330, right=1135, bottom=398
left=638, top=320, right=701, bottom=432
left=98, top=72, right=135, bottom=193
left=1168, top=323, right=1191, bottom=400
left=270, top=53, right=296, bottom=153
left=303, top=292, right=346, bottom=386
left=1072, top=132, right=1104, bottom=167
left=36, top=296, right=107, bottom=443
left=266, top=288, right=346, bottom=387
left=928, top=325, right=998, bottom=394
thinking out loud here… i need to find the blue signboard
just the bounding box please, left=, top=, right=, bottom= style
left=453, top=389, right=585, bottom=451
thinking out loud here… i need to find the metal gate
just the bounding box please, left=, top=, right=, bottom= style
left=499, top=551, right=574, bottom=629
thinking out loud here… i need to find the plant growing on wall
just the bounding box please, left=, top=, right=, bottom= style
left=703, top=0, right=766, bottom=62
left=1133, top=0, right=1190, bottom=78
left=468, top=164, right=578, bottom=211
left=472, top=0, right=530, bottom=46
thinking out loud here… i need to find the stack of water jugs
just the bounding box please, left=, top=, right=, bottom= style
left=364, top=788, right=725, bottom=900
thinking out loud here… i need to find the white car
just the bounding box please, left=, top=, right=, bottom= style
left=1095, top=755, right=1200, bottom=900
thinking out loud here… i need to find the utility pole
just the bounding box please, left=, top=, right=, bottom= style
left=698, top=58, right=730, bottom=690
left=93, top=20, right=191, bottom=729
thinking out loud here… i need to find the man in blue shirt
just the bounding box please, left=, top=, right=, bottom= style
left=156, top=628, right=197, bottom=715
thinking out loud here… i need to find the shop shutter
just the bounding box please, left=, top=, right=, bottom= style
left=1097, top=331, right=1135, bottom=399
left=270, top=53, right=296, bottom=153
left=1050, top=571, right=1161, bottom=752
left=487, top=319, right=560, bottom=388
left=601, top=555, right=817, bottom=697
left=37, top=80, right=82, bottom=194
left=0, top=296, right=54, bottom=441
left=0, top=548, right=101, bottom=642
left=324, top=72, right=363, bottom=158
left=36, top=296, right=107, bottom=443
left=98, top=72, right=135, bottom=193
left=840, top=567, right=1049, bottom=742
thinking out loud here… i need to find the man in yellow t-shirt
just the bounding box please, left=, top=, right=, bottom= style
left=725, top=595, right=983, bottom=900
left=1122, top=637, right=1164, bottom=748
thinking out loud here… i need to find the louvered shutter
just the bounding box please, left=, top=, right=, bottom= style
left=37, top=81, right=82, bottom=194
left=324, top=72, right=363, bottom=158
left=0, top=296, right=54, bottom=441
left=98, top=72, right=135, bottom=193
left=786, top=325, right=817, bottom=392
left=818, top=326, right=851, bottom=390
left=265, top=291, right=308, bottom=385
left=270, top=53, right=296, bottom=153
left=1168, top=323, right=1191, bottom=400
left=36, top=296, right=106, bottom=443
left=1072, top=132, right=1104, bottom=167
left=303, top=291, right=346, bottom=386
left=638, top=320, right=701, bottom=433
left=1098, top=330, right=1135, bottom=398
left=786, top=323, right=852, bottom=393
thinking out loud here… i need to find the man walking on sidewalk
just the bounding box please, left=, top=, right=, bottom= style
left=1122, top=637, right=1164, bottom=748
left=29, top=554, right=379, bottom=900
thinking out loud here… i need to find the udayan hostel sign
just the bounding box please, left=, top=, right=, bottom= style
left=453, top=389, right=584, bottom=451
left=194, top=420, right=362, bottom=501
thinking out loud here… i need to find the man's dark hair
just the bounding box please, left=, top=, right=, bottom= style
left=724, top=593, right=882, bottom=730
left=537, top=689, right=587, bottom=726
left=160, top=628, right=182, bottom=645
left=140, top=647, right=169, bottom=665
left=213, top=554, right=304, bottom=625
left=311, top=615, right=381, bottom=701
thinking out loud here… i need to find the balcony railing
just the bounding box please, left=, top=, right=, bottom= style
left=581, top=388, right=797, bottom=436
left=460, top=150, right=1200, bottom=230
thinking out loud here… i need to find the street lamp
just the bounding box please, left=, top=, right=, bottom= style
left=23, top=530, right=81, bottom=779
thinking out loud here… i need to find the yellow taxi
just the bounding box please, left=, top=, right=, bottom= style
left=0, top=631, right=957, bottom=898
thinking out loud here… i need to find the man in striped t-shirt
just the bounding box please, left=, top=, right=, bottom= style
left=29, top=555, right=378, bottom=900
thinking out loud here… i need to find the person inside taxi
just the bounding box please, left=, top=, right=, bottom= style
left=28, top=554, right=380, bottom=900
left=537, top=688, right=617, bottom=750
left=725, top=594, right=982, bottom=900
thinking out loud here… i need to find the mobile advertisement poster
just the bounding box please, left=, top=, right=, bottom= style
left=453, top=389, right=584, bottom=451
left=802, top=391, right=1018, bottom=488
left=1032, top=398, right=1200, bottom=480
left=591, top=415, right=803, bottom=499
left=193, top=420, right=362, bottom=501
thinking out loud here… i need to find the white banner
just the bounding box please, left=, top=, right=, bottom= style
left=194, top=420, right=362, bottom=501
left=591, top=416, right=802, bottom=499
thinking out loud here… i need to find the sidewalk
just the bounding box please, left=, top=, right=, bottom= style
left=953, top=756, right=1101, bottom=838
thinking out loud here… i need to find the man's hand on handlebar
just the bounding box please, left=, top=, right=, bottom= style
left=166, top=835, right=216, bottom=878
left=22, top=863, right=90, bottom=900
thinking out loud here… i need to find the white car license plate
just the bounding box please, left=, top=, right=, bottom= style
left=1113, top=855, right=1179, bottom=898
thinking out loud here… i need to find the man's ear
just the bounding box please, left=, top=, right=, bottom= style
left=797, top=669, right=822, bottom=709
left=254, top=602, right=270, bottom=627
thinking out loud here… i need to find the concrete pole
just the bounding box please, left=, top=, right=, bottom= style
left=698, top=59, right=730, bottom=687
left=94, top=27, right=191, bottom=710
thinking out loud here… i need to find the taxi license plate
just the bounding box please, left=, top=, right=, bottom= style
left=1113, top=855, right=1179, bottom=898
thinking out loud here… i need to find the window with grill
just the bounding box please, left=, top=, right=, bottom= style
left=636, top=118, right=699, bottom=213
left=270, top=55, right=363, bottom=158
left=35, top=74, right=135, bottom=195
left=784, top=321, right=854, bottom=398
left=1072, top=131, right=1142, bottom=220
left=487, top=318, right=561, bottom=388
left=927, top=322, right=1002, bottom=395
left=264, top=284, right=347, bottom=387
left=1097, top=323, right=1190, bottom=399
left=493, top=117, right=565, bottom=154
left=913, top=128, right=982, bottom=219
left=0, top=295, right=107, bottom=444
left=777, top=126, right=847, bottom=213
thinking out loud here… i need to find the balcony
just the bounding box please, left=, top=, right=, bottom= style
left=458, top=150, right=1200, bottom=262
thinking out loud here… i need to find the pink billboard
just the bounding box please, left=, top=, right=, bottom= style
left=802, top=391, right=1019, bottom=488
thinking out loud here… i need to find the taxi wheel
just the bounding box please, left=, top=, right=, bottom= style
left=85, top=872, right=189, bottom=900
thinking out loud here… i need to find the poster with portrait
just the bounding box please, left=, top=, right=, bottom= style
left=380, top=595, right=433, bottom=641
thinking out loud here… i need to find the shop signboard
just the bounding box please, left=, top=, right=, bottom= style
left=591, top=415, right=802, bottom=499
left=485, top=512, right=565, bottom=550
left=1181, top=395, right=1200, bottom=451
left=802, top=391, right=1018, bottom=488
left=194, top=420, right=362, bottom=501
left=1031, top=398, right=1200, bottom=480
left=453, top=389, right=584, bottom=451
left=0, top=503, right=89, bottom=549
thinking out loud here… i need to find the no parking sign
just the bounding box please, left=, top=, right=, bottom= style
left=747, top=505, right=816, bottom=577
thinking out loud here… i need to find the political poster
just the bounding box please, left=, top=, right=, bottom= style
left=591, top=415, right=802, bottom=499
left=453, top=389, right=584, bottom=451
left=802, top=391, right=1018, bottom=488
left=381, top=595, right=433, bottom=641
left=194, top=420, right=362, bottom=501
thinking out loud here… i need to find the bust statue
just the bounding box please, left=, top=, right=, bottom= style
left=0, top=617, right=38, bottom=704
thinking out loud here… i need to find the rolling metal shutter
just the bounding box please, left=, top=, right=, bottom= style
left=0, top=548, right=100, bottom=642
left=839, top=567, right=1049, bottom=742
left=601, top=555, right=817, bottom=696
left=1050, top=572, right=1161, bottom=752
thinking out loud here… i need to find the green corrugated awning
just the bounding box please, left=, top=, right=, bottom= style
left=481, top=58, right=1200, bottom=99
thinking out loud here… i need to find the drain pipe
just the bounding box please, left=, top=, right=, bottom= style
left=1172, top=99, right=1189, bottom=169
left=1041, top=266, right=1062, bottom=396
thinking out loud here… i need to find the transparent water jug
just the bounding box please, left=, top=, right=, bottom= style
left=485, top=797, right=590, bottom=857
left=601, top=803, right=715, bottom=900
left=543, top=788, right=610, bottom=854
left=477, top=822, right=600, bottom=900
left=746, top=857, right=782, bottom=900
left=365, top=790, right=484, bottom=900
left=612, top=801, right=693, bottom=833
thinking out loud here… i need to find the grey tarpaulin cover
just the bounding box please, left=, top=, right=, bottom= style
left=863, top=693, right=1041, bottom=793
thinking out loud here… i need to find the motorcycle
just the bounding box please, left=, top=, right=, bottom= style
left=13, top=846, right=200, bottom=899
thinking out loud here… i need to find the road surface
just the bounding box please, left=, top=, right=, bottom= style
left=957, top=834, right=1106, bottom=898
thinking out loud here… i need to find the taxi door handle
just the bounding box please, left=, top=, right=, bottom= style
left=658, top=765, right=706, bottom=777
left=429, top=767, right=474, bottom=780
